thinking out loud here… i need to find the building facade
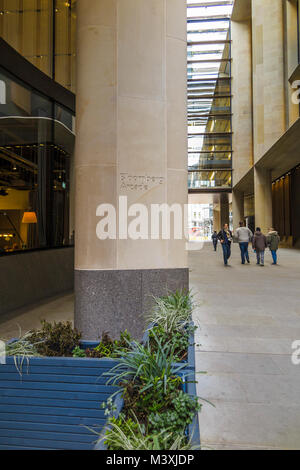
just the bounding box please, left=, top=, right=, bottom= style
left=0, top=0, right=76, bottom=92
left=1, top=0, right=300, bottom=339
left=232, top=0, right=300, bottom=245
left=0, top=2, right=75, bottom=314
left=74, top=0, right=188, bottom=340
left=0, top=0, right=189, bottom=340
left=187, top=0, right=234, bottom=233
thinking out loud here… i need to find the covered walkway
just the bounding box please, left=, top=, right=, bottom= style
left=1, top=243, right=300, bottom=450
left=0, top=293, right=74, bottom=341
left=190, top=242, right=300, bottom=450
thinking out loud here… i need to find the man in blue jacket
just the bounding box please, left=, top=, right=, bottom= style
left=217, top=224, right=233, bottom=267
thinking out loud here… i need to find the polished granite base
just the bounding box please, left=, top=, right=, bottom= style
left=75, top=268, right=189, bottom=340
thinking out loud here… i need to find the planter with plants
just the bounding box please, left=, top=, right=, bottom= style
left=142, top=291, right=197, bottom=370
left=0, top=291, right=202, bottom=450
left=94, top=334, right=201, bottom=450
left=93, top=291, right=202, bottom=451
left=0, top=322, right=132, bottom=450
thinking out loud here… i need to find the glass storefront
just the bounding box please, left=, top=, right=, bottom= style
left=0, top=0, right=76, bottom=92
left=0, top=67, right=74, bottom=253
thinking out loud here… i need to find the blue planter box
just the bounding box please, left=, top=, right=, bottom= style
left=183, top=366, right=200, bottom=448
left=0, top=355, right=119, bottom=450
left=0, top=334, right=200, bottom=450
left=95, top=323, right=200, bottom=450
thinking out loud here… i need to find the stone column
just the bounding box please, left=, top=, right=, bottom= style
left=220, top=193, right=230, bottom=228
left=74, top=0, right=188, bottom=340
left=232, top=189, right=244, bottom=230
left=213, top=207, right=221, bottom=233
left=212, top=193, right=221, bottom=232
left=254, top=167, right=273, bottom=233
left=231, top=18, right=253, bottom=185
left=252, top=0, right=285, bottom=162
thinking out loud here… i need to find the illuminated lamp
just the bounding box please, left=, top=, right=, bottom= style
left=22, top=212, right=37, bottom=224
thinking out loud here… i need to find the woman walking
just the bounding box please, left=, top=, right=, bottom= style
left=267, top=228, right=280, bottom=265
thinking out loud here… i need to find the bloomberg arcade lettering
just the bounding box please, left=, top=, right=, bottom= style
left=120, top=173, right=165, bottom=192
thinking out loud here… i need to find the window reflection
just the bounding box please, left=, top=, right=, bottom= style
left=187, top=1, right=233, bottom=192
left=188, top=171, right=232, bottom=190
left=0, top=68, right=74, bottom=253
left=0, top=0, right=76, bottom=92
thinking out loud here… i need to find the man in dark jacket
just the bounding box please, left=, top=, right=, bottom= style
left=212, top=231, right=218, bottom=251
left=252, top=227, right=267, bottom=266
left=217, top=224, right=233, bottom=266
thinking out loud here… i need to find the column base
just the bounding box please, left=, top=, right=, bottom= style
left=75, top=268, right=189, bottom=341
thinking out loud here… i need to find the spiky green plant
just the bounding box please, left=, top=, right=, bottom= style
left=145, top=291, right=195, bottom=336
left=4, top=330, right=41, bottom=376
left=96, top=413, right=199, bottom=450
left=160, top=290, right=194, bottom=315
left=104, top=331, right=187, bottom=394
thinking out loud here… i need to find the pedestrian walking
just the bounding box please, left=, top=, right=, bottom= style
left=217, top=224, right=233, bottom=266
left=234, top=221, right=253, bottom=265
left=252, top=227, right=267, bottom=266
left=267, top=228, right=280, bottom=265
left=212, top=231, right=218, bottom=251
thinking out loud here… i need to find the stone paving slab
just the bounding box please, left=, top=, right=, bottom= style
left=0, top=293, right=74, bottom=340
left=190, top=243, right=300, bottom=450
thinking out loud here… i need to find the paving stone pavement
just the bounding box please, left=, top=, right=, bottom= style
left=190, top=242, right=300, bottom=450
left=0, top=293, right=74, bottom=340
left=1, top=243, right=300, bottom=450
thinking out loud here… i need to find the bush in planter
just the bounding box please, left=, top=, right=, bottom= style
left=148, top=324, right=197, bottom=362
left=144, top=291, right=197, bottom=366
left=72, top=345, right=86, bottom=357
left=102, top=413, right=198, bottom=450
left=148, top=390, right=201, bottom=438
left=100, top=332, right=200, bottom=450
left=159, top=290, right=194, bottom=317
left=28, top=320, right=82, bottom=357
left=146, top=290, right=195, bottom=336
left=105, top=331, right=186, bottom=395
left=3, top=331, right=41, bottom=375
left=84, top=330, right=132, bottom=359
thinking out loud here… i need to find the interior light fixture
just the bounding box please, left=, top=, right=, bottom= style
left=22, top=212, right=38, bottom=224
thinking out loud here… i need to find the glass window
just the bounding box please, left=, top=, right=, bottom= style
left=189, top=152, right=232, bottom=170
left=55, top=103, right=74, bottom=132
left=0, top=1, right=76, bottom=92
left=0, top=0, right=53, bottom=77
left=188, top=170, right=232, bottom=190
left=54, top=0, right=76, bottom=92
left=187, top=0, right=233, bottom=191
left=0, top=67, right=74, bottom=253
left=0, top=68, right=53, bottom=119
